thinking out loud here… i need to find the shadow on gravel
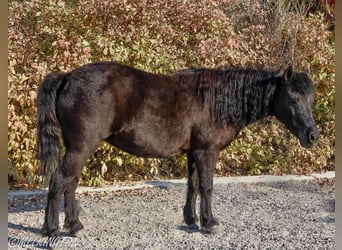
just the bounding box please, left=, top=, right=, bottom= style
left=178, top=224, right=200, bottom=234
left=8, top=222, right=73, bottom=237
left=144, top=180, right=185, bottom=190
left=8, top=222, right=41, bottom=234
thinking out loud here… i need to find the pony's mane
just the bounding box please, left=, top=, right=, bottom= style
left=176, top=67, right=280, bottom=126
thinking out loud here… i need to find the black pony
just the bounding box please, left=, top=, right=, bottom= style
left=37, top=62, right=319, bottom=237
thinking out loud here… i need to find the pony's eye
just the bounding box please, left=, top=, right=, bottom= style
left=290, top=100, right=298, bottom=106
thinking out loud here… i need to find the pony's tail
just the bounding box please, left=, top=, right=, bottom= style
left=36, top=72, right=65, bottom=179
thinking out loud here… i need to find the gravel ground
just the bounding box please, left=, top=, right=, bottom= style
left=8, top=178, right=335, bottom=249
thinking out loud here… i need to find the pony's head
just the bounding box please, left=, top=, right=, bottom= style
left=272, top=66, right=319, bottom=148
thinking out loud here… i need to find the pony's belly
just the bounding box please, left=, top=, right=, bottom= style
left=105, top=132, right=188, bottom=158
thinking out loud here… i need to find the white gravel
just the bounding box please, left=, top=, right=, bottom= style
left=8, top=175, right=335, bottom=249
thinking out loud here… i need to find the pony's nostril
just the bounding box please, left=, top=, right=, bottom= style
left=309, top=131, right=318, bottom=143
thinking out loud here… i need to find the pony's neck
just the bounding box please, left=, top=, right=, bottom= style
left=242, top=73, right=279, bottom=126
left=198, top=68, right=280, bottom=127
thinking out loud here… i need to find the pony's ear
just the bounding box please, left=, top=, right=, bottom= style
left=277, top=65, right=293, bottom=81
left=284, top=65, right=293, bottom=81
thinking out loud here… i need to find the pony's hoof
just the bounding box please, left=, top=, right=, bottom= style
left=183, top=214, right=199, bottom=227
left=210, top=217, right=219, bottom=226
left=201, top=224, right=219, bottom=234
left=201, top=218, right=219, bottom=234
left=68, top=221, right=84, bottom=236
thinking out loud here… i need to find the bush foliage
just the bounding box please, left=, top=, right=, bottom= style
left=8, top=0, right=334, bottom=188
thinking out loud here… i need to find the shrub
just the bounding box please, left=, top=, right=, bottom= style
left=8, top=0, right=334, bottom=188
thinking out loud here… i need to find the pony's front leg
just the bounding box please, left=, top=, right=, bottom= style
left=183, top=153, right=199, bottom=227
left=41, top=170, right=64, bottom=237
left=193, top=149, right=219, bottom=232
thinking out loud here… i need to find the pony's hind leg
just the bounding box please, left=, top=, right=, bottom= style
left=41, top=149, right=89, bottom=237
left=41, top=170, right=64, bottom=237
left=62, top=149, right=91, bottom=236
